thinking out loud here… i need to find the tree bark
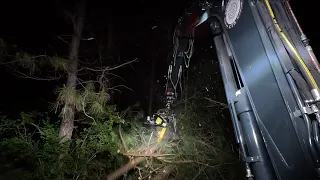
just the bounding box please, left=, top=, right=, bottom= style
left=59, top=0, right=86, bottom=141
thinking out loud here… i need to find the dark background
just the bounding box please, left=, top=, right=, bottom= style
left=0, top=0, right=318, bottom=117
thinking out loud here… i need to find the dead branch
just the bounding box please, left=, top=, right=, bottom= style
left=13, top=71, right=63, bottom=81
left=175, top=89, right=205, bottom=106
left=77, top=58, right=138, bottom=72
left=122, top=153, right=175, bottom=157
left=0, top=60, right=21, bottom=65
left=106, top=72, right=126, bottom=82
left=108, top=85, right=133, bottom=91
left=28, top=122, right=44, bottom=135
left=57, top=35, right=70, bottom=44
left=204, top=97, right=227, bottom=107
left=78, top=58, right=137, bottom=93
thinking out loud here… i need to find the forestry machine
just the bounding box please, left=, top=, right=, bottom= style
left=146, top=0, right=320, bottom=179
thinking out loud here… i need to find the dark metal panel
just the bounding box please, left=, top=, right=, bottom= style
left=222, top=0, right=318, bottom=179
left=250, top=0, right=319, bottom=170
left=213, top=35, right=240, bottom=142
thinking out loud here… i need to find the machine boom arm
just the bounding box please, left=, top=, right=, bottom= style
left=162, top=0, right=320, bottom=179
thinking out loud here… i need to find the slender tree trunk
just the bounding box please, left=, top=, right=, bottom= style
left=59, top=0, right=86, bottom=141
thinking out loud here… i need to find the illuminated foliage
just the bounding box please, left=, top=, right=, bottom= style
left=0, top=110, right=125, bottom=180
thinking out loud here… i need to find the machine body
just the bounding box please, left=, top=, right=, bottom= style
left=148, top=0, right=320, bottom=179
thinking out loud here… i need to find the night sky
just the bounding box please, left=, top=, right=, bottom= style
left=0, top=0, right=318, bottom=117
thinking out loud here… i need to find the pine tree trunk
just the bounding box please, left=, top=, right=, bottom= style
left=59, top=0, right=86, bottom=141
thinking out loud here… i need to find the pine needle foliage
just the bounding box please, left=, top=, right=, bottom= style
left=50, top=56, right=68, bottom=71
left=15, top=52, right=39, bottom=75
left=54, top=81, right=111, bottom=120
left=0, top=109, right=126, bottom=180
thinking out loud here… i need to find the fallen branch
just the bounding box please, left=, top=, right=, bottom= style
left=122, top=153, right=175, bottom=157
left=107, top=143, right=159, bottom=180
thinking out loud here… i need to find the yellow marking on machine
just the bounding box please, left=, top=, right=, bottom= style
left=155, top=117, right=162, bottom=125
left=157, top=127, right=167, bottom=143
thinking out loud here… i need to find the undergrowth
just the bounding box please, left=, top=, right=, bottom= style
left=0, top=99, right=241, bottom=180
left=116, top=99, right=241, bottom=180
left=0, top=110, right=124, bottom=180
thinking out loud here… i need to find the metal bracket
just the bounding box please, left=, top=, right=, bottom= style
left=293, top=106, right=313, bottom=117
left=245, top=156, right=263, bottom=163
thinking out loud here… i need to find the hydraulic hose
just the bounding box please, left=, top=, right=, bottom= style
left=264, top=0, right=318, bottom=89
left=312, top=120, right=320, bottom=156
left=303, top=114, right=320, bottom=166
left=287, top=74, right=320, bottom=167
left=285, top=1, right=320, bottom=75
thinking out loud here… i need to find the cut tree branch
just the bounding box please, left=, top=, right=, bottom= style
left=107, top=143, right=159, bottom=180
left=122, top=153, right=175, bottom=157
